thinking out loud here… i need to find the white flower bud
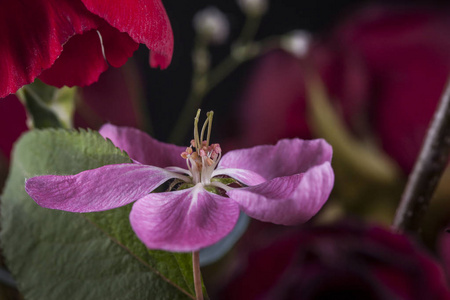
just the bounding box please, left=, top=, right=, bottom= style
left=281, top=30, right=312, bottom=58
left=237, top=0, right=268, bottom=16
left=193, top=7, right=229, bottom=45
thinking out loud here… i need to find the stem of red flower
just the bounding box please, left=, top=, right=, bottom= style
left=192, top=251, right=203, bottom=300
left=393, top=77, right=450, bottom=233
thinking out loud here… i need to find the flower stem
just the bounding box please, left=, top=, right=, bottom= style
left=393, top=77, right=450, bottom=233
left=168, top=52, right=243, bottom=145
left=235, top=13, right=262, bottom=46
left=168, top=35, right=281, bottom=145
left=168, top=13, right=264, bottom=145
left=192, top=251, right=203, bottom=300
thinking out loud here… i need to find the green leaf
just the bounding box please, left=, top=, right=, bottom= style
left=1, top=129, right=198, bottom=299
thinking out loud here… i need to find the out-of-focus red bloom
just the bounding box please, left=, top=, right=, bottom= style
left=0, top=61, right=146, bottom=162
left=236, top=50, right=311, bottom=148
left=0, top=64, right=146, bottom=196
left=0, top=95, right=27, bottom=192
left=0, top=0, right=173, bottom=98
left=220, top=222, right=450, bottom=300
left=75, top=62, right=147, bottom=130
left=438, top=228, right=450, bottom=285
left=235, top=5, right=450, bottom=173
left=328, top=5, right=450, bottom=173
left=0, top=95, right=27, bottom=159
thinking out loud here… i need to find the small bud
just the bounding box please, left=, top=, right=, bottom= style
left=281, top=30, right=312, bottom=58
left=193, top=7, right=229, bottom=45
left=237, top=0, right=268, bottom=16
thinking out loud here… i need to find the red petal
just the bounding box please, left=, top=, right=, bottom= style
left=0, top=0, right=102, bottom=97
left=235, top=50, right=311, bottom=148
left=98, top=26, right=139, bottom=68
left=0, top=95, right=28, bottom=159
left=38, top=30, right=109, bottom=88
left=75, top=62, right=145, bottom=129
left=39, top=25, right=139, bottom=87
left=81, top=0, right=174, bottom=69
left=332, top=6, right=450, bottom=172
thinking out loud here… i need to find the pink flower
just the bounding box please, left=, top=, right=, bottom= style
left=24, top=115, right=334, bottom=252
left=1, top=0, right=173, bottom=98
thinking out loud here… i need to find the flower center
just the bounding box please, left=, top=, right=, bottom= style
left=180, top=110, right=222, bottom=185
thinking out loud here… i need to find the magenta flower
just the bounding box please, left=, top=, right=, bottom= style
left=1, top=0, right=173, bottom=98
left=25, top=112, right=334, bottom=252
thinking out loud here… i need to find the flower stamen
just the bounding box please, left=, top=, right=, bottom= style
left=180, top=109, right=222, bottom=185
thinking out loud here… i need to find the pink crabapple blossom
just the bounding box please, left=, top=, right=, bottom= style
left=25, top=111, right=334, bottom=252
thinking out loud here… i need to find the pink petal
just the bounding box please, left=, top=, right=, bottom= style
left=212, top=168, right=266, bottom=186
left=219, top=138, right=332, bottom=180
left=99, top=124, right=186, bottom=168
left=81, top=0, right=174, bottom=69
left=0, top=0, right=101, bottom=97
left=227, top=162, right=334, bottom=225
left=25, top=164, right=177, bottom=212
left=38, top=30, right=109, bottom=88
left=130, top=184, right=240, bottom=252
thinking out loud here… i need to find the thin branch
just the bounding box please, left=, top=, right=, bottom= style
left=393, top=77, right=450, bottom=233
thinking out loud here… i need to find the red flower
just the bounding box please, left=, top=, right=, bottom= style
left=438, top=227, right=450, bottom=285
left=220, top=222, right=450, bottom=300
left=327, top=5, right=450, bottom=173
left=234, top=5, right=450, bottom=173
left=0, top=95, right=27, bottom=159
left=234, top=50, right=311, bottom=149
left=0, top=0, right=173, bottom=98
